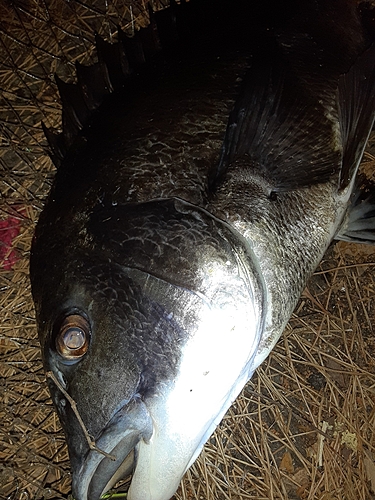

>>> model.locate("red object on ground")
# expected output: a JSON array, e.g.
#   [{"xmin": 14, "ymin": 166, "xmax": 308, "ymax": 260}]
[{"xmin": 0, "ymin": 211, "xmax": 23, "ymax": 270}]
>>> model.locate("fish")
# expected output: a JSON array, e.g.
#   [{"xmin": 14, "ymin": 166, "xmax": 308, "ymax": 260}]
[{"xmin": 29, "ymin": 1, "xmax": 375, "ymax": 499}]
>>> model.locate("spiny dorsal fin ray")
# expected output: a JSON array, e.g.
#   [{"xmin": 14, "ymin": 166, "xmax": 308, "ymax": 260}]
[
  {"xmin": 95, "ymin": 32, "xmax": 130, "ymax": 90},
  {"xmin": 55, "ymin": 75, "xmax": 90, "ymax": 135},
  {"xmin": 135, "ymin": 9, "xmax": 162, "ymax": 60},
  {"xmin": 42, "ymin": 122, "xmax": 67, "ymax": 165},
  {"xmin": 44, "ymin": 9, "xmax": 164, "ymax": 168},
  {"xmin": 75, "ymin": 60, "xmax": 113, "ymax": 111},
  {"xmin": 118, "ymin": 30, "xmax": 146, "ymax": 68}
]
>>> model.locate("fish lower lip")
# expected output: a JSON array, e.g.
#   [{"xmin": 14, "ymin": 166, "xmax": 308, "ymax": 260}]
[
  {"xmin": 72, "ymin": 398, "xmax": 153, "ymax": 500},
  {"xmin": 88, "ymin": 443, "xmax": 135, "ymax": 499},
  {"xmin": 73, "ymin": 436, "xmax": 139, "ymax": 500}
]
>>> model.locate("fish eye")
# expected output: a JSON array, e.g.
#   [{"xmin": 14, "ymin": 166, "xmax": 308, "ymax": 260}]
[{"xmin": 56, "ymin": 314, "xmax": 90, "ymax": 360}]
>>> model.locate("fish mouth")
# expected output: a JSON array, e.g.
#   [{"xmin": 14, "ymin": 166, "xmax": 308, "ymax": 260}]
[
  {"xmin": 72, "ymin": 398, "xmax": 153, "ymax": 500},
  {"xmin": 85, "ymin": 439, "xmax": 135, "ymax": 499}
]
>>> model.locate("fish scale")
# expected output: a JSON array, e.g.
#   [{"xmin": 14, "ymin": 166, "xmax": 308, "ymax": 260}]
[
  {"xmin": 30, "ymin": 1, "xmax": 375, "ymax": 499},
  {"xmin": 210, "ymin": 177, "xmax": 344, "ymax": 365}
]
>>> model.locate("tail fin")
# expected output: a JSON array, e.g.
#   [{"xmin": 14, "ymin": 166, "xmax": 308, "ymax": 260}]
[{"xmin": 336, "ymin": 174, "xmax": 375, "ymax": 244}]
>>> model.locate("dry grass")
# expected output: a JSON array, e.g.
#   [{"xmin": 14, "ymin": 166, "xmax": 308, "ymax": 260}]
[{"xmin": 1, "ymin": 1, "xmax": 375, "ymax": 500}]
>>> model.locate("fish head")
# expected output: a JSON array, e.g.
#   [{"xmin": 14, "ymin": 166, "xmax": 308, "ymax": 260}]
[{"xmin": 30, "ymin": 198, "xmax": 265, "ymax": 500}]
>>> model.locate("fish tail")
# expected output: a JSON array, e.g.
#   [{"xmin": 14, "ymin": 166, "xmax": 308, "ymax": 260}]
[{"xmin": 336, "ymin": 174, "xmax": 375, "ymax": 244}]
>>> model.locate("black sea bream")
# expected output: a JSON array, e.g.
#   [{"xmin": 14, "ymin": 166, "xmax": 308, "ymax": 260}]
[{"xmin": 30, "ymin": 1, "xmax": 375, "ymax": 499}]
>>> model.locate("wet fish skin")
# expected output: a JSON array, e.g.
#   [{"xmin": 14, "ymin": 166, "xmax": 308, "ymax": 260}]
[
  {"xmin": 32, "ymin": 74, "xmax": 266, "ymax": 494},
  {"xmin": 209, "ymin": 176, "xmax": 343, "ymax": 365},
  {"xmin": 34, "ymin": 198, "xmax": 265, "ymax": 500},
  {"xmin": 30, "ymin": 1, "xmax": 375, "ymax": 499}
]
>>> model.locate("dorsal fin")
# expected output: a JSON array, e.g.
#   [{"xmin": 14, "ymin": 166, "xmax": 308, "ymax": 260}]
[
  {"xmin": 75, "ymin": 60, "xmax": 113, "ymax": 111},
  {"xmin": 43, "ymin": 10, "xmax": 164, "ymax": 168},
  {"xmin": 95, "ymin": 32, "xmax": 130, "ymax": 89},
  {"xmin": 56, "ymin": 75, "xmax": 91, "ymax": 138},
  {"xmin": 212, "ymin": 45, "xmax": 342, "ymax": 192},
  {"xmin": 211, "ymin": 2, "xmax": 373, "ymax": 193}
]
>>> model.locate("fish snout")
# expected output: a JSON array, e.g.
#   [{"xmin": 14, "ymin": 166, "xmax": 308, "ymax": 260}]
[{"xmin": 72, "ymin": 397, "xmax": 153, "ymax": 500}]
